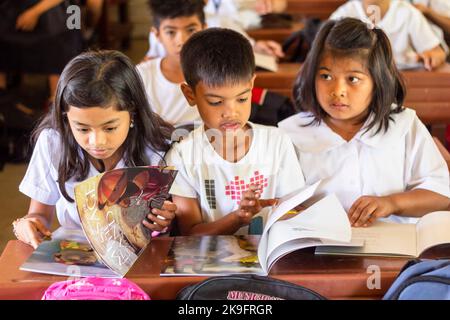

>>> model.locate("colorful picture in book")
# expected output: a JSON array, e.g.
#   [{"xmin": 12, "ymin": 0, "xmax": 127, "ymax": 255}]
[
  {"xmin": 162, "ymin": 235, "xmax": 264, "ymax": 275},
  {"xmin": 74, "ymin": 166, "xmax": 177, "ymax": 276}
]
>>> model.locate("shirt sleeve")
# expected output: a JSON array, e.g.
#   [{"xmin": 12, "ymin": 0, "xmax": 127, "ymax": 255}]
[
  {"xmin": 404, "ymin": 116, "xmax": 450, "ymax": 197},
  {"xmin": 275, "ymin": 133, "xmax": 306, "ymax": 198},
  {"xmin": 19, "ymin": 130, "xmax": 61, "ymax": 205},
  {"xmin": 409, "ymin": 7, "xmax": 442, "ymax": 53},
  {"xmin": 164, "ymin": 143, "xmax": 198, "ymax": 198}
]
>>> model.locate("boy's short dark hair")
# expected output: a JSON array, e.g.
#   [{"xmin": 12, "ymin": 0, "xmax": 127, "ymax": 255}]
[
  {"xmin": 181, "ymin": 28, "xmax": 255, "ymax": 88},
  {"xmin": 148, "ymin": 0, "xmax": 206, "ymax": 28}
]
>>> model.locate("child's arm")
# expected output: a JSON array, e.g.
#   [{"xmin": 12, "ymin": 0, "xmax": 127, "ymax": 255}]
[
  {"xmin": 415, "ymin": 4, "xmax": 450, "ymax": 34},
  {"xmin": 16, "ymin": 0, "xmax": 64, "ymax": 31},
  {"xmin": 13, "ymin": 199, "xmax": 54, "ymax": 249},
  {"xmin": 142, "ymin": 200, "xmax": 177, "ymax": 233},
  {"xmin": 349, "ymin": 190, "xmax": 450, "ymax": 227},
  {"xmin": 418, "ymin": 45, "xmax": 447, "ymax": 71},
  {"xmin": 173, "ymin": 185, "xmax": 277, "ymax": 235}
]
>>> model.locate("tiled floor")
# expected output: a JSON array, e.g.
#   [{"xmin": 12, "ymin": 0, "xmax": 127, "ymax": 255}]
[{"xmin": 0, "ymin": 39, "xmax": 148, "ymax": 253}]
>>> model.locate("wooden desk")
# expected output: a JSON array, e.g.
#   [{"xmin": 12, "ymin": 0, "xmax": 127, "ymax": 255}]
[
  {"xmin": 286, "ymin": 0, "xmax": 346, "ymax": 19},
  {"xmin": 247, "ymin": 22, "xmax": 304, "ymax": 43},
  {"xmin": 255, "ymin": 63, "xmax": 450, "ymax": 124},
  {"xmin": 0, "ymin": 239, "xmax": 409, "ymax": 300}
]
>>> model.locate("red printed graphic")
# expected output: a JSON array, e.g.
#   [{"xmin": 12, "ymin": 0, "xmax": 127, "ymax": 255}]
[{"xmin": 224, "ymin": 171, "xmax": 268, "ymax": 205}]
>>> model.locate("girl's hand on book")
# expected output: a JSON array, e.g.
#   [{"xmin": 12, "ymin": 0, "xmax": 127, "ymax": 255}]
[
  {"xmin": 12, "ymin": 215, "xmax": 51, "ymax": 249},
  {"xmin": 349, "ymin": 196, "xmax": 397, "ymax": 227},
  {"xmin": 143, "ymin": 200, "xmax": 177, "ymax": 232},
  {"xmin": 237, "ymin": 185, "xmax": 278, "ymax": 225}
]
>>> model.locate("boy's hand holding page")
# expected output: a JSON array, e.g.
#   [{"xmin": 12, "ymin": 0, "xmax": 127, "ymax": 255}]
[{"xmin": 237, "ymin": 184, "xmax": 278, "ymax": 225}]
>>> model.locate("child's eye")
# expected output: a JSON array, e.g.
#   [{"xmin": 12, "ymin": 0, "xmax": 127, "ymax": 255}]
[
  {"xmin": 76, "ymin": 128, "xmax": 89, "ymax": 133},
  {"xmin": 349, "ymin": 76, "xmax": 360, "ymax": 83},
  {"xmin": 238, "ymin": 97, "xmax": 248, "ymax": 103},
  {"xmin": 104, "ymin": 127, "xmax": 118, "ymax": 132},
  {"xmin": 207, "ymin": 100, "xmax": 222, "ymax": 106},
  {"xmin": 166, "ymin": 31, "xmax": 176, "ymax": 37},
  {"xmin": 187, "ymin": 28, "xmax": 197, "ymax": 34},
  {"xmin": 319, "ymin": 74, "xmax": 332, "ymax": 80}
]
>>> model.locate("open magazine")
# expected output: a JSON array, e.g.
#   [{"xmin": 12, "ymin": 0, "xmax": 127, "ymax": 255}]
[
  {"xmin": 20, "ymin": 166, "xmax": 177, "ymax": 278},
  {"xmin": 161, "ymin": 182, "xmax": 362, "ymax": 276},
  {"xmin": 316, "ymin": 211, "xmax": 450, "ymax": 258}
]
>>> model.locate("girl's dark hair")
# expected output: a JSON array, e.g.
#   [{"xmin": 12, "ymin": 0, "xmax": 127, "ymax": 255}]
[
  {"xmin": 32, "ymin": 50, "xmax": 174, "ymax": 202},
  {"xmin": 293, "ymin": 17, "xmax": 406, "ymax": 134}
]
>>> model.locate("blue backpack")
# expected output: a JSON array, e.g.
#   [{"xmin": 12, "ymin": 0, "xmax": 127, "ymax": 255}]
[{"xmin": 383, "ymin": 259, "xmax": 450, "ymax": 300}]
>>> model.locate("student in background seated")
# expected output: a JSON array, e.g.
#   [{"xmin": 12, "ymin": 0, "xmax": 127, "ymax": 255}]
[
  {"xmin": 13, "ymin": 51, "xmax": 177, "ymax": 249},
  {"xmin": 145, "ymin": 0, "xmax": 284, "ymax": 60},
  {"xmin": 166, "ymin": 28, "xmax": 305, "ymax": 236},
  {"xmin": 279, "ymin": 18, "xmax": 450, "ymax": 227},
  {"xmin": 412, "ymin": 0, "xmax": 450, "ymax": 51},
  {"xmin": 329, "ymin": 0, "xmax": 447, "ymax": 71},
  {"xmin": 137, "ymin": 0, "xmax": 205, "ymax": 129}
]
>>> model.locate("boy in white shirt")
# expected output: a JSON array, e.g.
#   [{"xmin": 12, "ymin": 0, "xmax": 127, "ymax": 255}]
[
  {"xmin": 166, "ymin": 28, "xmax": 305, "ymax": 235},
  {"xmin": 329, "ymin": 0, "xmax": 447, "ymax": 70},
  {"xmin": 137, "ymin": 0, "xmax": 205, "ymax": 129},
  {"xmin": 412, "ymin": 0, "xmax": 450, "ymax": 46}
]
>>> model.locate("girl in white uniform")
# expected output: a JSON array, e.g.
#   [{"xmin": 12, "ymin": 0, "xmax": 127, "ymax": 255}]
[
  {"xmin": 13, "ymin": 50, "xmax": 177, "ymax": 248},
  {"xmin": 279, "ymin": 18, "xmax": 450, "ymax": 227}
]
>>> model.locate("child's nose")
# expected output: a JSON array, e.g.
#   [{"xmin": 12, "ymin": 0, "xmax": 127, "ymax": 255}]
[
  {"xmin": 222, "ymin": 103, "xmax": 239, "ymax": 118},
  {"xmin": 331, "ymin": 80, "xmax": 347, "ymax": 97},
  {"xmin": 89, "ymin": 131, "xmax": 107, "ymax": 146}
]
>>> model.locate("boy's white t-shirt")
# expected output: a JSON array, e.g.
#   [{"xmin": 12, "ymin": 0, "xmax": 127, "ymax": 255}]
[
  {"xmin": 19, "ymin": 129, "xmax": 163, "ymax": 229},
  {"xmin": 136, "ymin": 58, "xmax": 201, "ymax": 128},
  {"xmin": 278, "ymin": 107, "xmax": 450, "ymax": 224},
  {"xmin": 165, "ymin": 122, "xmax": 306, "ymax": 234},
  {"xmin": 330, "ymin": 0, "xmax": 447, "ymax": 65}
]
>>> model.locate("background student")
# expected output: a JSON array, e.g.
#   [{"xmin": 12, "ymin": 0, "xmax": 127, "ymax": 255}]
[
  {"xmin": 136, "ymin": 0, "xmax": 205, "ymax": 129},
  {"xmin": 166, "ymin": 28, "xmax": 305, "ymax": 236},
  {"xmin": 329, "ymin": 0, "xmax": 447, "ymax": 70},
  {"xmin": 279, "ymin": 18, "xmax": 450, "ymax": 227},
  {"xmin": 13, "ymin": 50, "xmax": 177, "ymax": 248}
]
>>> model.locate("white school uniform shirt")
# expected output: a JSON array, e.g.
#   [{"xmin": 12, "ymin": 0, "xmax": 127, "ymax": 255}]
[
  {"xmin": 19, "ymin": 129, "xmax": 163, "ymax": 229},
  {"xmin": 278, "ymin": 107, "xmax": 450, "ymax": 224},
  {"xmin": 330, "ymin": 0, "xmax": 448, "ymax": 65},
  {"xmin": 136, "ymin": 58, "xmax": 201, "ymax": 128},
  {"xmin": 165, "ymin": 122, "xmax": 305, "ymax": 234}
]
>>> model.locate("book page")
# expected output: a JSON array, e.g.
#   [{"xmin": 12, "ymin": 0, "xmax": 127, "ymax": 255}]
[
  {"xmin": 263, "ymin": 193, "xmax": 352, "ymax": 272},
  {"xmin": 316, "ymin": 221, "xmax": 417, "ymax": 257},
  {"xmin": 416, "ymin": 211, "xmax": 450, "ymax": 256},
  {"xmin": 254, "ymin": 52, "xmax": 279, "ymax": 72},
  {"xmin": 258, "ymin": 182, "xmax": 320, "ymax": 272}
]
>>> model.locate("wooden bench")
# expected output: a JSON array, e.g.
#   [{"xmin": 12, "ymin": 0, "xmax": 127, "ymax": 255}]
[
  {"xmin": 285, "ymin": 0, "xmax": 346, "ymax": 19},
  {"xmin": 247, "ymin": 22, "xmax": 304, "ymax": 43},
  {"xmin": 255, "ymin": 63, "xmax": 450, "ymax": 125}
]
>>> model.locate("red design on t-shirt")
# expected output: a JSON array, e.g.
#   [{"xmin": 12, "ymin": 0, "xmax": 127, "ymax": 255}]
[{"xmin": 224, "ymin": 171, "xmax": 268, "ymax": 205}]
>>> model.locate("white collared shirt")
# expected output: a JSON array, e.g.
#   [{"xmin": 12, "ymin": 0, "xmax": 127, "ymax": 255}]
[
  {"xmin": 278, "ymin": 108, "xmax": 450, "ymax": 224},
  {"xmin": 330, "ymin": 0, "xmax": 448, "ymax": 65},
  {"xmin": 19, "ymin": 129, "xmax": 163, "ymax": 229},
  {"xmin": 165, "ymin": 122, "xmax": 305, "ymax": 234}
]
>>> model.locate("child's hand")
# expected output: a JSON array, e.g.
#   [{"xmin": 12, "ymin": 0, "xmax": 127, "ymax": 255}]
[
  {"xmin": 13, "ymin": 215, "xmax": 52, "ymax": 249},
  {"xmin": 16, "ymin": 9, "xmax": 41, "ymax": 31},
  {"xmin": 236, "ymin": 185, "xmax": 278, "ymax": 225},
  {"xmin": 254, "ymin": 40, "xmax": 285, "ymax": 58},
  {"xmin": 413, "ymin": 4, "xmax": 430, "ymax": 15},
  {"xmin": 142, "ymin": 200, "xmax": 177, "ymax": 232},
  {"xmin": 418, "ymin": 46, "xmax": 446, "ymax": 71},
  {"xmin": 348, "ymin": 196, "xmax": 397, "ymax": 227}
]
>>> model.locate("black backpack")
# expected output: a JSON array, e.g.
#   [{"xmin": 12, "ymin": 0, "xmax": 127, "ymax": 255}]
[
  {"xmin": 176, "ymin": 274, "xmax": 326, "ymax": 300},
  {"xmin": 282, "ymin": 18, "xmax": 322, "ymax": 63}
]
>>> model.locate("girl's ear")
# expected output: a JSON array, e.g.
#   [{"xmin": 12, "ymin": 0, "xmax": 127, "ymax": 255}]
[{"xmin": 180, "ymin": 83, "xmax": 197, "ymax": 106}]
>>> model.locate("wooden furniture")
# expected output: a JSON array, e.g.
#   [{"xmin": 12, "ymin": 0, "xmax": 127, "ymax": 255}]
[
  {"xmin": 99, "ymin": 0, "xmax": 132, "ymax": 50},
  {"xmin": 255, "ymin": 63, "xmax": 450, "ymax": 125},
  {"xmin": 247, "ymin": 22, "xmax": 304, "ymax": 43},
  {"xmin": 0, "ymin": 239, "xmax": 410, "ymax": 300},
  {"xmin": 285, "ymin": 0, "xmax": 346, "ymax": 19}
]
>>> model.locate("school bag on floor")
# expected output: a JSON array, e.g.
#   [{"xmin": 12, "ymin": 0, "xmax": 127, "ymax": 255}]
[
  {"xmin": 383, "ymin": 259, "xmax": 450, "ymax": 300},
  {"xmin": 42, "ymin": 277, "xmax": 150, "ymax": 300},
  {"xmin": 176, "ymin": 274, "xmax": 326, "ymax": 300}
]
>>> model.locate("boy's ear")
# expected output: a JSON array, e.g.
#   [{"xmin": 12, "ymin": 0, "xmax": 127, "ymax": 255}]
[
  {"xmin": 152, "ymin": 26, "xmax": 160, "ymax": 39},
  {"xmin": 180, "ymin": 83, "xmax": 197, "ymax": 106}
]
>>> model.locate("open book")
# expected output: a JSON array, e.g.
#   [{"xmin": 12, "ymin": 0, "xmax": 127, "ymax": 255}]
[
  {"xmin": 254, "ymin": 52, "xmax": 279, "ymax": 72},
  {"xmin": 316, "ymin": 211, "xmax": 450, "ymax": 258},
  {"xmin": 20, "ymin": 166, "xmax": 177, "ymax": 278},
  {"xmin": 161, "ymin": 182, "xmax": 362, "ymax": 276}
]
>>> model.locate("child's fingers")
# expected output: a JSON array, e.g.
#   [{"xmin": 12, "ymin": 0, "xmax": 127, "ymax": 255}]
[
  {"xmin": 29, "ymin": 218, "xmax": 51, "ymax": 237},
  {"xmin": 143, "ymin": 213, "xmax": 171, "ymax": 230},
  {"xmin": 258, "ymin": 199, "xmax": 278, "ymax": 208},
  {"xmin": 349, "ymin": 199, "xmax": 371, "ymax": 225},
  {"xmin": 353, "ymin": 202, "xmax": 377, "ymax": 227},
  {"xmin": 160, "ymin": 201, "xmax": 177, "ymax": 214}
]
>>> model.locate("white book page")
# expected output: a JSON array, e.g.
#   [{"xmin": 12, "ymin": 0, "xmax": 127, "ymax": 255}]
[
  {"xmin": 416, "ymin": 211, "xmax": 450, "ymax": 256},
  {"xmin": 257, "ymin": 182, "xmax": 320, "ymax": 272},
  {"xmin": 254, "ymin": 52, "xmax": 279, "ymax": 72}
]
